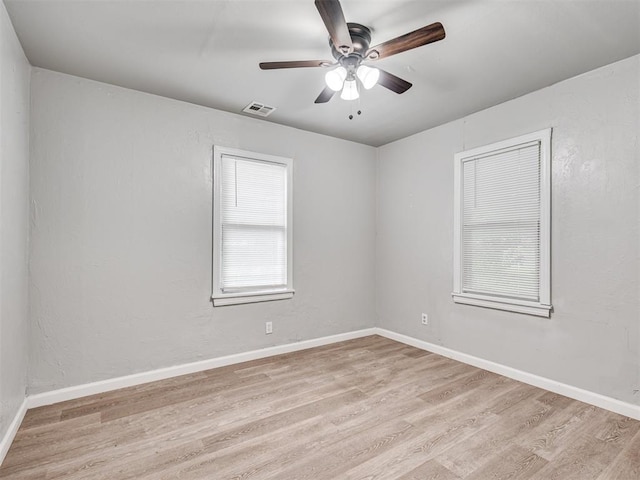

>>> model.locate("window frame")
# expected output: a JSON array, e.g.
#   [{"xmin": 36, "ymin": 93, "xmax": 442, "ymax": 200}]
[
  {"xmin": 452, "ymin": 129, "xmax": 552, "ymax": 317},
  {"xmin": 212, "ymin": 146, "xmax": 294, "ymax": 307}
]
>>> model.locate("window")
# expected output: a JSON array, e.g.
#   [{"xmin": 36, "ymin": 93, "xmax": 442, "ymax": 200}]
[
  {"xmin": 212, "ymin": 146, "xmax": 293, "ymax": 306},
  {"xmin": 452, "ymin": 129, "xmax": 551, "ymax": 317}
]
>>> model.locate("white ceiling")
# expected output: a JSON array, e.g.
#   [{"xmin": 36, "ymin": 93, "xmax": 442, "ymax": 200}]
[{"xmin": 5, "ymin": 0, "xmax": 640, "ymax": 147}]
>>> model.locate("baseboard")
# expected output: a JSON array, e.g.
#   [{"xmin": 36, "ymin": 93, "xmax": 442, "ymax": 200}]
[
  {"xmin": 0, "ymin": 397, "xmax": 28, "ymax": 466},
  {"xmin": 374, "ymin": 327, "xmax": 640, "ymax": 421},
  {"xmin": 8, "ymin": 324, "xmax": 638, "ymax": 464},
  {"xmin": 27, "ymin": 328, "xmax": 377, "ymax": 409}
]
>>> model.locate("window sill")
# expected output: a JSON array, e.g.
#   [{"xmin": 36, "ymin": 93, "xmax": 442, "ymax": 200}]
[
  {"xmin": 452, "ymin": 292, "xmax": 551, "ymax": 317},
  {"xmin": 212, "ymin": 289, "xmax": 295, "ymax": 307}
]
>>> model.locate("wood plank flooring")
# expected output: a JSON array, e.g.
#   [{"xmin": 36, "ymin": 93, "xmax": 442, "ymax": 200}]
[{"xmin": 1, "ymin": 335, "xmax": 639, "ymax": 479}]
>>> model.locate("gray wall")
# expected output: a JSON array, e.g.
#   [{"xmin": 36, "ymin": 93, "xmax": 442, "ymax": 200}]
[
  {"xmin": 0, "ymin": 1, "xmax": 30, "ymax": 439},
  {"xmin": 21, "ymin": 49, "xmax": 640, "ymax": 407},
  {"xmin": 376, "ymin": 55, "xmax": 640, "ymax": 405},
  {"xmin": 28, "ymin": 68, "xmax": 376, "ymax": 393}
]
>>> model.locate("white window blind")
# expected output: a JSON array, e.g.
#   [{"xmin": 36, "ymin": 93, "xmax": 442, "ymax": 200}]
[
  {"xmin": 453, "ymin": 129, "xmax": 551, "ymax": 317},
  {"xmin": 462, "ymin": 142, "xmax": 541, "ymax": 301},
  {"xmin": 220, "ymin": 156, "xmax": 288, "ymax": 291},
  {"xmin": 212, "ymin": 146, "xmax": 293, "ymax": 306}
]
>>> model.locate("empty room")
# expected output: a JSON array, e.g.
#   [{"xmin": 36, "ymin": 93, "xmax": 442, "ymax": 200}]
[{"xmin": 0, "ymin": 0, "xmax": 639, "ymax": 478}]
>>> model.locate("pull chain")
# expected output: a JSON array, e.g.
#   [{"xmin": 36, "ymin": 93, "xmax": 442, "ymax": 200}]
[{"xmin": 348, "ymin": 87, "xmax": 363, "ymax": 120}]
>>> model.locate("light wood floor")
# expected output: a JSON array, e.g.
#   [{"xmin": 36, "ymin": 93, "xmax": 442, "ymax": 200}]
[{"xmin": 1, "ymin": 335, "xmax": 639, "ymax": 479}]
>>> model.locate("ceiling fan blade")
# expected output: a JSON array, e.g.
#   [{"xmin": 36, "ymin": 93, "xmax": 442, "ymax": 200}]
[
  {"xmin": 366, "ymin": 22, "xmax": 445, "ymax": 60},
  {"xmin": 377, "ymin": 69, "xmax": 412, "ymax": 94},
  {"xmin": 315, "ymin": 0, "xmax": 353, "ymax": 54},
  {"xmin": 260, "ymin": 60, "xmax": 334, "ymax": 70},
  {"xmin": 314, "ymin": 86, "xmax": 337, "ymax": 104}
]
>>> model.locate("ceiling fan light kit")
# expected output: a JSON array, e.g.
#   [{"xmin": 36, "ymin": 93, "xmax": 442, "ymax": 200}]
[
  {"xmin": 327, "ymin": 64, "xmax": 379, "ymax": 101},
  {"xmin": 259, "ymin": 0, "xmax": 445, "ymax": 105}
]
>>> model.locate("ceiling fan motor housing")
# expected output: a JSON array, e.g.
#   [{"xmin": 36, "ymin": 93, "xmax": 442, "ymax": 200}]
[{"xmin": 331, "ymin": 23, "xmax": 372, "ymax": 69}]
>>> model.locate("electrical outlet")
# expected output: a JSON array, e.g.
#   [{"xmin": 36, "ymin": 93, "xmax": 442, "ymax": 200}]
[
  {"xmin": 265, "ymin": 321, "xmax": 273, "ymax": 334},
  {"xmin": 421, "ymin": 313, "xmax": 428, "ymax": 325}
]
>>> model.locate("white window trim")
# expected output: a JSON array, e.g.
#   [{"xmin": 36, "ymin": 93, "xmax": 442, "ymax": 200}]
[
  {"xmin": 212, "ymin": 146, "xmax": 294, "ymax": 307},
  {"xmin": 452, "ymin": 129, "xmax": 552, "ymax": 317}
]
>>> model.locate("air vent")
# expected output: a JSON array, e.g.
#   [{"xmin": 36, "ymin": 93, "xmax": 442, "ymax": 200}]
[{"xmin": 242, "ymin": 101, "xmax": 276, "ymax": 117}]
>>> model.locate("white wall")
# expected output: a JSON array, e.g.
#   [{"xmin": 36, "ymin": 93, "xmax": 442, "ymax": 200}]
[
  {"xmin": 28, "ymin": 69, "xmax": 376, "ymax": 393},
  {"xmin": 0, "ymin": 1, "xmax": 30, "ymax": 439},
  {"xmin": 377, "ymin": 54, "xmax": 640, "ymax": 404}
]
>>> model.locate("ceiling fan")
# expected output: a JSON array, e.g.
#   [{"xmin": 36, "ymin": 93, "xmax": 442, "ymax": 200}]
[{"xmin": 259, "ymin": 0, "xmax": 446, "ymax": 104}]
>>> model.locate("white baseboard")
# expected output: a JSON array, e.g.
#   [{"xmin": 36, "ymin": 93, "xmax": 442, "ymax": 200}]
[
  {"xmin": 4, "ymin": 325, "xmax": 637, "ymax": 468},
  {"xmin": 375, "ymin": 328, "xmax": 640, "ymax": 421},
  {"xmin": 27, "ymin": 328, "xmax": 377, "ymax": 409},
  {"xmin": 0, "ymin": 397, "xmax": 28, "ymax": 466}
]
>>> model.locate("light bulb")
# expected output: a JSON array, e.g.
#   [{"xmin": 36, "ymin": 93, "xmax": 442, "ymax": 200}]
[
  {"xmin": 356, "ymin": 65, "xmax": 380, "ymax": 89},
  {"xmin": 340, "ymin": 79, "xmax": 359, "ymax": 100},
  {"xmin": 325, "ymin": 66, "xmax": 347, "ymax": 91}
]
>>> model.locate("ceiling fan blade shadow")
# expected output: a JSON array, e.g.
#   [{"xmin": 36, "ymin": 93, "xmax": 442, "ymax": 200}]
[
  {"xmin": 260, "ymin": 60, "xmax": 335, "ymax": 70},
  {"xmin": 314, "ymin": 86, "xmax": 337, "ymax": 103},
  {"xmin": 377, "ymin": 69, "xmax": 412, "ymax": 94},
  {"xmin": 315, "ymin": 0, "xmax": 353, "ymax": 54},
  {"xmin": 366, "ymin": 22, "xmax": 445, "ymax": 60}
]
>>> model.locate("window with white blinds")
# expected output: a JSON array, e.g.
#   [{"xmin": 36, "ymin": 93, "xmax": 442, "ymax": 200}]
[
  {"xmin": 452, "ymin": 129, "xmax": 551, "ymax": 317},
  {"xmin": 212, "ymin": 147, "xmax": 293, "ymax": 306}
]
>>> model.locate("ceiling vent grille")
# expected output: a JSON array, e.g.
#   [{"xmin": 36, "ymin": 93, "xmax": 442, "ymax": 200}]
[{"xmin": 242, "ymin": 101, "xmax": 276, "ymax": 117}]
